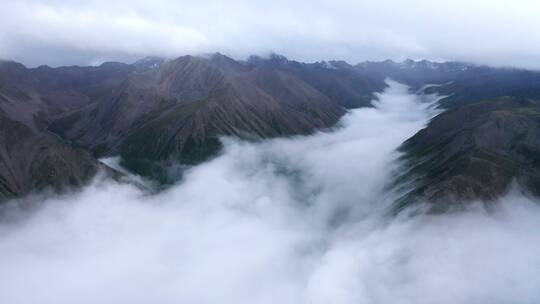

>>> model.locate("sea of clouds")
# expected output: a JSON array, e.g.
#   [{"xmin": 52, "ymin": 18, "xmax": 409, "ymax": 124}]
[{"xmin": 1, "ymin": 81, "xmax": 539, "ymax": 304}]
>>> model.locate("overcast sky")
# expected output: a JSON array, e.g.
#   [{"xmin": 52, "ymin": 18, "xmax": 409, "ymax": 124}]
[{"xmin": 1, "ymin": 0, "xmax": 540, "ymax": 68}]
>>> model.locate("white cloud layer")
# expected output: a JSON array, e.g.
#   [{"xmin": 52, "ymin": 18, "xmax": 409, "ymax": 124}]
[
  {"xmin": 1, "ymin": 0, "xmax": 540, "ymax": 68},
  {"xmin": 1, "ymin": 82, "xmax": 540, "ymax": 303}
]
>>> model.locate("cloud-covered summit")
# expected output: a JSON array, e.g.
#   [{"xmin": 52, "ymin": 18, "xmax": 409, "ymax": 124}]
[{"xmin": 1, "ymin": 0, "xmax": 540, "ymax": 68}]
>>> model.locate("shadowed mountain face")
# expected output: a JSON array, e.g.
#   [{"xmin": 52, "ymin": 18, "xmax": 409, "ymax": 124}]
[
  {"xmin": 0, "ymin": 60, "xmax": 135, "ymax": 202},
  {"xmin": 0, "ymin": 54, "xmax": 364, "ymax": 190},
  {"xmin": 0, "ymin": 60, "xmax": 137, "ymax": 125},
  {"xmin": 0, "ymin": 108, "xmax": 105, "ymax": 202},
  {"xmin": 2, "ymin": 54, "xmax": 540, "ymax": 202},
  {"xmin": 393, "ymin": 96, "xmax": 540, "ymax": 212},
  {"xmin": 48, "ymin": 55, "xmax": 349, "ymax": 180},
  {"xmin": 427, "ymin": 68, "xmax": 540, "ymax": 109},
  {"xmin": 248, "ymin": 54, "xmax": 386, "ymax": 108},
  {"xmin": 355, "ymin": 60, "xmax": 540, "ymax": 109}
]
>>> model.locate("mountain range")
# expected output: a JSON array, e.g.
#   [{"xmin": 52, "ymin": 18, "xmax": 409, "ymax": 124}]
[{"xmin": 1, "ymin": 53, "xmax": 540, "ymax": 209}]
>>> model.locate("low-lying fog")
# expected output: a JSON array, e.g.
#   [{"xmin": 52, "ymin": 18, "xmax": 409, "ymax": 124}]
[{"xmin": 1, "ymin": 81, "xmax": 539, "ymax": 304}]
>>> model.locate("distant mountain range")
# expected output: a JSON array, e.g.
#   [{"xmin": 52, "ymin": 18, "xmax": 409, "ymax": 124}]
[{"xmin": 1, "ymin": 53, "xmax": 540, "ymax": 208}]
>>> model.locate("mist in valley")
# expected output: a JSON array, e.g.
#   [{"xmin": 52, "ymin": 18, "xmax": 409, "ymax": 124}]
[{"xmin": 1, "ymin": 81, "xmax": 539, "ymax": 304}]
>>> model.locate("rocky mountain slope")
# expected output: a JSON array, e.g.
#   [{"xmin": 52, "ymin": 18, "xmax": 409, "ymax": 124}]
[
  {"xmin": 248, "ymin": 54, "xmax": 386, "ymax": 108},
  {"xmin": 2, "ymin": 54, "xmax": 540, "ymax": 201},
  {"xmin": 0, "ymin": 60, "xmax": 147, "ymax": 201},
  {"xmin": 0, "ymin": 54, "xmax": 370, "ymax": 193},
  {"xmin": 393, "ymin": 96, "xmax": 540, "ymax": 212},
  {"xmin": 0, "ymin": 108, "xmax": 107, "ymax": 202},
  {"xmin": 48, "ymin": 54, "xmax": 351, "ymax": 179},
  {"xmin": 355, "ymin": 59, "xmax": 540, "ymax": 109}
]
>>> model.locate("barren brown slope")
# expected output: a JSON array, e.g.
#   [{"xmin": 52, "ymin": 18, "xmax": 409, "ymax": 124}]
[
  {"xmin": 0, "ymin": 108, "xmax": 107, "ymax": 203},
  {"xmin": 0, "ymin": 61, "xmax": 127, "ymax": 202},
  {"xmin": 49, "ymin": 55, "xmax": 345, "ymax": 179},
  {"xmin": 393, "ymin": 96, "xmax": 540, "ymax": 212},
  {"xmin": 0, "ymin": 60, "xmax": 138, "ymax": 126}
]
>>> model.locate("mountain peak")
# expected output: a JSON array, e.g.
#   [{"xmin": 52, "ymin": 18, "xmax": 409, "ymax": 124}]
[
  {"xmin": 132, "ymin": 56, "xmax": 165, "ymax": 71},
  {"xmin": 247, "ymin": 53, "xmax": 289, "ymax": 65},
  {"xmin": 269, "ymin": 53, "xmax": 288, "ymax": 62}
]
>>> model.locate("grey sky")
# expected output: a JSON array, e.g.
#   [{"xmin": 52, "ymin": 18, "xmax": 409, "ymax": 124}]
[{"xmin": 1, "ymin": 0, "xmax": 540, "ymax": 68}]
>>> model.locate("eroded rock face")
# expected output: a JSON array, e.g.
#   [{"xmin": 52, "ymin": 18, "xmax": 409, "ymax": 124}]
[
  {"xmin": 0, "ymin": 60, "xmax": 133, "ymax": 202},
  {"xmin": 0, "ymin": 109, "xmax": 105, "ymax": 203},
  {"xmin": 3, "ymin": 54, "xmax": 540, "ymax": 200},
  {"xmin": 48, "ymin": 55, "xmax": 348, "ymax": 180},
  {"xmin": 393, "ymin": 96, "xmax": 540, "ymax": 211},
  {"xmin": 0, "ymin": 54, "xmax": 354, "ymax": 194}
]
